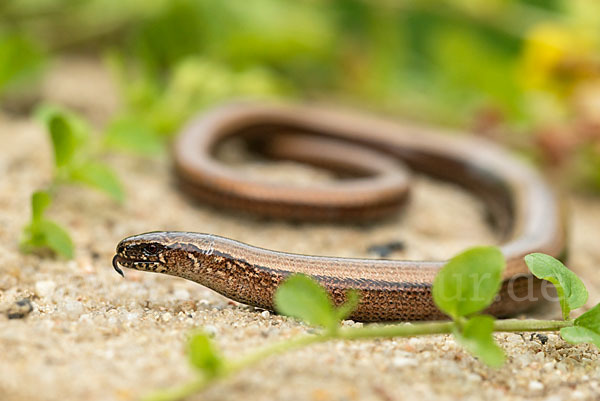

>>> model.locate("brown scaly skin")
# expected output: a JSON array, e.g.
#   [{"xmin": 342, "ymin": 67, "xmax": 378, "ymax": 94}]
[
  {"xmin": 114, "ymin": 231, "xmax": 551, "ymax": 322},
  {"xmin": 113, "ymin": 103, "xmax": 567, "ymax": 322}
]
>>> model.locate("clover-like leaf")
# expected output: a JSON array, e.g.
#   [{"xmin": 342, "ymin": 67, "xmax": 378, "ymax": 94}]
[
  {"xmin": 560, "ymin": 303, "xmax": 600, "ymax": 348},
  {"xmin": 21, "ymin": 219, "xmax": 74, "ymax": 259},
  {"xmin": 525, "ymin": 253, "xmax": 588, "ymax": 320},
  {"xmin": 188, "ymin": 332, "xmax": 223, "ymax": 378},
  {"xmin": 70, "ymin": 161, "xmax": 125, "ymax": 203},
  {"xmin": 38, "ymin": 220, "xmax": 74, "ymax": 259},
  {"xmin": 433, "ymin": 246, "xmax": 505, "ymax": 319},
  {"xmin": 37, "ymin": 105, "xmax": 92, "ymax": 173},
  {"xmin": 275, "ymin": 274, "xmax": 338, "ymax": 331},
  {"xmin": 47, "ymin": 113, "xmax": 79, "ymax": 168},
  {"xmin": 454, "ymin": 315, "xmax": 505, "ymax": 368}
]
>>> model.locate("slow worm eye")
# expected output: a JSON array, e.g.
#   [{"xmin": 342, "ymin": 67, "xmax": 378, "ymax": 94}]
[{"xmin": 143, "ymin": 243, "xmax": 159, "ymax": 256}]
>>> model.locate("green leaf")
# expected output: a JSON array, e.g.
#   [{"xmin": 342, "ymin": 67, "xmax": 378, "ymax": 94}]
[
  {"xmin": 454, "ymin": 315, "xmax": 505, "ymax": 368},
  {"xmin": 39, "ymin": 220, "xmax": 74, "ymax": 259},
  {"xmin": 188, "ymin": 332, "xmax": 223, "ymax": 377},
  {"xmin": 0, "ymin": 34, "xmax": 43, "ymax": 94},
  {"xmin": 525, "ymin": 253, "xmax": 588, "ymax": 320},
  {"xmin": 21, "ymin": 223, "xmax": 45, "ymax": 250},
  {"xmin": 433, "ymin": 247, "xmax": 505, "ymax": 320},
  {"xmin": 31, "ymin": 190, "xmax": 51, "ymax": 222},
  {"xmin": 21, "ymin": 217, "xmax": 74, "ymax": 259},
  {"xmin": 70, "ymin": 162, "xmax": 125, "ymax": 203},
  {"xmin": 47, "ymin": 113, "xmax": 78, "ymax": 168},
  {"xmin": 560, "ymin": 327, "xmax": 600, "ymax": 348},
  {"xmin": 335, "ymin": 290, "xmax": 360, "ymax": 322},
  {"xmin": 560, "ymin": 303, "xmax": 600, "ymax": 348},
  {"xmin": 274, "ymin": 274, "xmax": 338, "ymax": 330},
  {"xmin": 103, "ymin": 116, "xmax": 164, "ymax": 155}
]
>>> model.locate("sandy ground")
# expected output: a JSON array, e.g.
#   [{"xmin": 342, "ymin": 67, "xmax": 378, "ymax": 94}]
[{"xmin": 1, "ymin": 59, "xmax": 600, "ymax": 401}]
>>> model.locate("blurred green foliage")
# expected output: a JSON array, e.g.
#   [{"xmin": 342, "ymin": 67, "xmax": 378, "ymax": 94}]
[
  {"xmin": 0, "ymin": 33, "xmax": 43, "ymax": 95},
  {"xmin": 36, "ymin": 105, "xmax": 124, "ymax": 202},
  {"xmin": 21, "ymin": 190, "xmax": 74, "ymax": 258},
  {"xmin": 3, "ymin": 0, "xmax": 600, "ymax": 186},
  {"xmin": 21, "ymin": 107, "xmax": 123, "ymax": 258}
]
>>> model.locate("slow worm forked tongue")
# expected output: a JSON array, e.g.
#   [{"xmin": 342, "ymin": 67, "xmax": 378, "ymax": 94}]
[{"xmin": 112, "ymin": 255, "xmax": 125, "ymax": 277}]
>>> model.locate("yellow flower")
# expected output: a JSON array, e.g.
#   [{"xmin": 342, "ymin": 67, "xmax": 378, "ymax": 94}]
[{"xmin": 520, "ymin": 23, "xmax": 596, "ymax": 94}]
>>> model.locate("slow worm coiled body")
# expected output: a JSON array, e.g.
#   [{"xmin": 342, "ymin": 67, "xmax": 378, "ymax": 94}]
[{"xmin": 113, "ymin": 103, "xmax": 566, "ymax": 321}]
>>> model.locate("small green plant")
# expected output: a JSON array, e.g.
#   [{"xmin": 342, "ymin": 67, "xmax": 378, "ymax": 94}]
[
  {"xmin": 143, "ymin": 248, "xmax": 597, "ymax": 401},
  {"xmin": 21, "ymin": 190, "xmax": 75, "ymax": 258},
  {"xmin": 525, "ymin": 253, "xmax": 588, "ymax": 320},
  {"xmin": 432, "ymin": 246, "xmax": 506, "ymax": 366},
  {"xmin": 20, "ymin": 107, "xmax": 124, "ymax": 258}
]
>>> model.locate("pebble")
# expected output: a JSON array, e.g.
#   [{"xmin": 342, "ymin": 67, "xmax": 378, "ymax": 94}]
[
  {"xmin": 35, "ymin": 280, "xmax": 56, "ymax": 298},
  {"xmin": 515, "ymin": 354, "xmax": 534, "ymax": 366},
  {"xmin": 204, "ymin": 325, "xmax": 218, "ymax": 337},
  {"xmin": 506, "ymin": 334, "xmax": 522, "ymax": 344},
  {"xmin": 572, "ymin": 390, "xmax": 585, "ymax": 399},
  {"xmin": 6, "ymin": 298, "xmax": 33, "ymax": 319},
  {"xmin": 556, "ymin": 361, "xmax": 570, "ymax": 372},
  {"xmin": 531, "ymin": 333, "xmax": 549, "ymax": 345},
  {"xmin": 528, "ymin": 381, "xmax": 544, "ymax": 391},
  {"xmin": 260, "ymin": 310, "xmax": 270, "ymax": 318},
  {"xmin": 173, "ymin": 288, "xmax": 190, "ymax": 301},
  {"xmin": 79, "ymin": 314, "xmax": 92, "ymax": 323},
  {"xmin": 367, "ymin": 241, "xmax": 405, "ymax": 257},
  {"xmin": 392, "ymin": 357, "xmax": 418, "ymax": 368},
  {"xmin": 63, "ymin": 300, "xmax": 84, "ymax": 318},
  {"xmin": 466, "ymin": 373, "xmax": 482, "ymax": 383}
]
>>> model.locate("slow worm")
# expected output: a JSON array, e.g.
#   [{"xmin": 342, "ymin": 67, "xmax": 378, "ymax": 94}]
[{"xmin": 113, "ymin": 103, "xmax": 566, "ymax": 321}]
